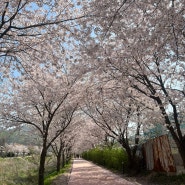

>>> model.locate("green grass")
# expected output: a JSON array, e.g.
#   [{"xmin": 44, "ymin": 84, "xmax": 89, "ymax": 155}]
[
  {"xmin": 0, "ymin": 156, "xmax": 38, "ymax": 185},
  {"xmin": 44, "ymin": 162, "xmax": 72, "ymax": 185},
  {"xmin": 0, "ymin": 155, "xmax": 59, "ymax": 185}
]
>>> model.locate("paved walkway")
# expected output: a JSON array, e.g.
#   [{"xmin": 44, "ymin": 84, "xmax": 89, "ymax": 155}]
[{"xmin": 68, "ymin": 159, "xmax": 141, "ymax": 185}]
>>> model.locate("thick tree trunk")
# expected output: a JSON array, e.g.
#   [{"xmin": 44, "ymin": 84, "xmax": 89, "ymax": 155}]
[
  {"xmin": 172, "ymin": 136, "xmax": 185, "ymax": 169},
  {"xmin": 179, "ymin": 144, "xmax": 185, "ymax": 169},
  {"xmin": 127, "ymin": 149, "xmax": 136, "ymax": 169},
  {"xmin": 38, "ymin": 146, "xmax": 47, "ymax": 185},
  {"xmin": 121, "ymin": 144, "xmax": 136, "ymax": 170}
]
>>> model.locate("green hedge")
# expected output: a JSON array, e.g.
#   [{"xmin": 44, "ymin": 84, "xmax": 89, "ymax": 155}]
[{"xmin": 82, "ymin": 147, "xmax": 128, "ymax": 171}]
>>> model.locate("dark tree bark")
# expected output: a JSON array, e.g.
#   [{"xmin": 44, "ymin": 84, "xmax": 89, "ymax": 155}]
[
  {"xmin": 62, "ymin": 152, "xmax": 65, "ymax": 168},
  {"xmin": 56, "ymin": 154, "xmax": 62, "ymax": 172},
  {"xmin": 56, "ymin": 143, "xmax": 63, "ymax": 172},
  {"xmin": 38, "ymin": 142, "xmax": 47, "ymax": 185}
]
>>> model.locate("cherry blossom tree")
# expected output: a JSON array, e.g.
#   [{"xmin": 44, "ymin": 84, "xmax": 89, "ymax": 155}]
[
  {"xmin": 71, "ymin": 114, "xmax": 106, "ymax": 155},
  {"xmin": 1, "ymin": 0, "xmax": 184, "ymax": 177},
  {"xmin": 0, "ymin": 0, "xmax": 90, "ymax": 103},
  {"xmin": 80, "ymin": 0, "xmax": 185, "ymax": 168},
  {"xmin": 0, "ymin": 1, "xmax": 91, "ymax": 180},
  {"xmin": 4, "ymin": 143, "xmax": 29, "ymax": 156},
  {"xmin": 51, "ymin": 118, "xmax": 80, "ymax": 172},
  {"xmin": 73, "ymin": 130, "xmax": 105, "ymax": 155},
  {"xmin": 81, "ymin": 78, "xmax": 154, "ymax": 169},
  {"xmin": 0, "ymin": 0, "xmax": 86, "ymax": 60},
  {"xmin": 0, "ymin": 57, "xmax": 81, "ymax": 185}
]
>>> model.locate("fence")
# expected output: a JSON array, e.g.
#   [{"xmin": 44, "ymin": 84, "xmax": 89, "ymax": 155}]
[{"xmin": 143, "ymin": 135, "xmax": 176, "ymax": 172}]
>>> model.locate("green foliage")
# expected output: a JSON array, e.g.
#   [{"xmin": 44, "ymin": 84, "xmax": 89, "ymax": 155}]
[{"xmin": 82, "ymin": 147, "xmax": 128, "ymax": 172}]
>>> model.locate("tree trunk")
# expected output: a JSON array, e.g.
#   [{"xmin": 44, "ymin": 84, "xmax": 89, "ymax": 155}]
[
  {"xmin": 179, "ymin": 143, "xmax": 185, "ymax": 169},
  {"xmin": 172, "ymin": 136, "xmax": 185, "ymax": 169},
  {"xmin": 38, "ymin": 146, "xmax": 47, "ymax": 185},
  {"xmin": 126, "ymin": 149, "xmax": 135, "ymax": 169},
  {"xmin": 121, "ymin": 144, "xmax": 136, "ymax": 170},
  {"xmin": 56, "ymin": 143, "xmax": 63, "ymax": 172},
  {"xmin": 62, "ymin": 152, "xmax": 65, "ymax": 168},
  {"xmin": 56, "ymin": 155, "xmax": 61, "ymax": 172}
]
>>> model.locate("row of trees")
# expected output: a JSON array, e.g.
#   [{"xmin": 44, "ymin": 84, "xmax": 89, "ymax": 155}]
[
  {"xmin": 0, "ymin": 63, "xmax": 82, "ymax": 184},
  {"xmin": 0, "ymin": 1, "xmax": 185, "ymax": 184},
  {"xmin": 0, "ymin": 1, "xmax": 88, "ymax": 185},
  {"xmin": 78, "ymin": 0, "xmax": 185, "ymax": 169}
]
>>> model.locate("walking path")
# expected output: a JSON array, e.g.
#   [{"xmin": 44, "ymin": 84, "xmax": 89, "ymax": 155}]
[{"xmin": 68, "ymin": 159, "xmax": 141, "ymax": 185}]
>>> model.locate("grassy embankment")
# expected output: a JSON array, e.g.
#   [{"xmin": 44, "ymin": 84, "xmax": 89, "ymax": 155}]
[
  {"xmin": 44, "ymin": 162, "xmax": 72, "ymax": 185},
  {"xmin": 0, "ymin": 156, "xmax": 71, "ymax": 185},
  {"xmin": 0, "ymin": 156, "xmax": 38, "ymax": 185}
]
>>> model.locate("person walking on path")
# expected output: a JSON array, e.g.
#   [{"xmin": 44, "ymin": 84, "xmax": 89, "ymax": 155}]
[{"xmin": 68, "ymin": 159, "xmax": 141, "ymax": 185}]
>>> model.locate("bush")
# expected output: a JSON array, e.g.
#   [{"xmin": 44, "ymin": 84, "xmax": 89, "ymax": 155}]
[
  {"xmin": 82, "ymin": 147, "xmax": 128, "ymax": 172},
  {"xmin": 6, "ymin": 152, "xmax": 15, "ymax": 157}
]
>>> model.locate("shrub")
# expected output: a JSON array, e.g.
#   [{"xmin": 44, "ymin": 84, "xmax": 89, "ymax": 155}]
[
  {"xmin": 6, "ymin": 152, "xmax": 15, "ymax": 157},
  {"xmin": 82, "ymin": 147, "xmax": 128, "ymax": 172}
]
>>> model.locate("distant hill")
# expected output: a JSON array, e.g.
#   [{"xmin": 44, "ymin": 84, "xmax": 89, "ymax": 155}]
[{"xmin": 0, "ymin": 126, "xmax": 41, "ymax": 146}]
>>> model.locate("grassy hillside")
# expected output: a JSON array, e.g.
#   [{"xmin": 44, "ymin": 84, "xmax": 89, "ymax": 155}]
[{"xmin": 0, "ymin": 126, "xmax": 40, "ymax": 146}]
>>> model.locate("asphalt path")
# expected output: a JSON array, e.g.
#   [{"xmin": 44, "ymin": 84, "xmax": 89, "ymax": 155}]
[{"xmin": 68, "ymin": 159, "xmax": 141, "ymax": 185}]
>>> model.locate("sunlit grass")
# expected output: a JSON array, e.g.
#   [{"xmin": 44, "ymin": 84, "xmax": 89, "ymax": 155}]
[
  {"xmin": 0, "ymin": 156, "xmax": 38, "ymax": 185},
  {"xmin": 0, "ymin": 155, "xmax": 58, "ymax": 185}
]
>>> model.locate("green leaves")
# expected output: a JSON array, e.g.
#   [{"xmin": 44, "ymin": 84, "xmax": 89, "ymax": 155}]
[{"xmin": 82, "ymin": 147, "xmax": 128, "ymax": 171}]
